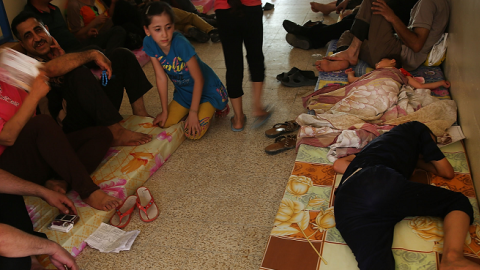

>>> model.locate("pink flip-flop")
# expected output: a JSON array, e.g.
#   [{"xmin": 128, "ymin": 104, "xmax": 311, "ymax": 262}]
[
  {"xmin": 110, "ymin": 195, "xmax": 137, "ymax": 228},
  {"xmin": 136, "ymin": 187, "xmax": 159, "ymax": 222}
]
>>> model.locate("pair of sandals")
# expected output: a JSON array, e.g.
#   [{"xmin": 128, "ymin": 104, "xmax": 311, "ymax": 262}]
[
  {"xmin": 110, "ymin": 187, "xmax": 159, "ymax": 229},
  {"xmin": 277, "ymin": 67, "xmax": 318, "ymax": 87},
  {"xmin": 264, "ymin": 120, "xmax": 299, "ymax": 155}
]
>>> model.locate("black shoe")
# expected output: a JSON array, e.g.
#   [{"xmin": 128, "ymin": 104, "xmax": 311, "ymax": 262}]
[
  {"xmin": 283, "ymin": 20, "xmax": 309, "ymax": 36},
  {"xmin": 187, "ymin": 27, "xmax": 210, "ymax": 43},
  {"xmin": 263, "ymin": 2, "xmax": 274, "ymax": 10},
  {"xmin": 286, "ymin": 33, "xmax": 312, "ymax": 50},
  {"xmin": 209, "ymin": 29, "xmax": 221, "ymax": 43}
]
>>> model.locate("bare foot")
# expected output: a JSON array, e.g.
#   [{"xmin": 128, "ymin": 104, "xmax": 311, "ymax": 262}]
[
  {"xmin": 45, "ymin": 180, "xmax": 68, "ymax": 194},
  {"xmin": 231, "ymin": 114, "xmax": 246, "ymax": 130},
  {"xmin": 315, "ymin": 59, "xmax": 350, "ymax": 72},
  {"xmin": 310, "ymin": 2, "xmax": 335, "ymax": 15},
  {"xmin": 440, "ymin": 255, "xmax": 480, "ymax": 270},
  {"xmin": 325, "ymin": 49, "xmax": 359, "ymax": 66},
  {"xmin": 108, "ymin": 123, "xmax": 152, "ymax": 146},
  {"xmin": 83, "ymin": 189, "xmax": 122, "ymax": 211},
  {"xmin": 31, "ymin": 256, "xmax": 45, "ymax": 270}
]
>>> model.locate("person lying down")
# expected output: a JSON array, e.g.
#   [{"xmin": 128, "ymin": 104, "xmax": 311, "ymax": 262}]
[
  {"xmin": 304, "ymin": 55, "xmax": 450, "ymax": 122},
  {"xmin": 333, "ymin": 121, "xmax": 479, "ymax": 270}
]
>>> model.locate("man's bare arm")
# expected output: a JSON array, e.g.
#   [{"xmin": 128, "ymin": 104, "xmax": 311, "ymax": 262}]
[
  {"xmin": 43, "ymin": 49, "xmax": 112, "ymax": 78},
  {"xmin": 0, "ymin": 169, "xmax": 76, "ymax": 214},
  {"xmin": 0, "ymin": 224, "xmax": 78, "ymax": 270},
  {"xmin": 372, "ymin": 0, "xmax": 430, "ymax": 53}
]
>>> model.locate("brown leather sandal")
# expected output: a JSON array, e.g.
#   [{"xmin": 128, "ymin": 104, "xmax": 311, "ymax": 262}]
[
  {"xmin": 265, "ymin": 135, "xmax": 297, "ymax": 155},
  {"xmin": 264, "ymin": 120, "xmax": 299, "ymax": 138}
]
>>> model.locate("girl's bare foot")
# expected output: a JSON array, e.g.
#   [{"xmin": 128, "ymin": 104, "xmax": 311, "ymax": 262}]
[
  {"xmin": 108, "ymin": 123, "xmax": 152, "ymax": 146},
  {"xmin": 31, "ymin": 256, "xmax": 45, "ymax": 270},
  {"xmin": 45, "ymin": 180, "xmax": 68, "ymax": 194},
  {"xmin": 84, "ymin": 189, "xmax": 122, "ymax": 211},
  {"xmin": 231, "ymin": 114, "xmax": 246, "ymax": 130}
]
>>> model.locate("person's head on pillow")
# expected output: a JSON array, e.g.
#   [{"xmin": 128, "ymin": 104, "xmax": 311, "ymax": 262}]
[{"xmin": 11, "ymin": 12, "xmax": 55, "ymax": 60}]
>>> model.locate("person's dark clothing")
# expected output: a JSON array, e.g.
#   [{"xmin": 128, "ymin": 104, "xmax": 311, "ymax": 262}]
[
  {"xmin": 335, "ymin": 121, "xmax": 474, "ymax": 270},
  {"xmin": 24, "ymin": 3, "xmax": 79, "ymax": 52},
  {"xmin": 47, "ymin": 48, "xmax": 152, "ymax": 133},
  {"xmin": 0, "ymin": 115, "xmax": 112, "ymax": 198},
  {"xmin": 341, "ymin": 121, "xmax": 444, "ymax": 183},
  {"xmin": 215, "ymin": 5, "xmax": 265, "ymax": 99},
  {"xmin": 24, "ymin": 3, "xmax": 126, "ymax": 54},
  {"xmin": 309, "ymin": 14, "xmax": 355, "ymax": 48},
  {"xmin": 0, "ymin": 193, "xmax": 48, "ymax": 270}
]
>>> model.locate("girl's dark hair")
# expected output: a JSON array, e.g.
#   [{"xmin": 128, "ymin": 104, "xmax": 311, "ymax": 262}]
[
  {"xmin": 142, "ymin": 1, "xmax": 176, "ymax": 27},
  {"xmin": 228, "ymin": 0, "xmax": 245, "ymax": 16},
  {"xmin": 384, "ymin": 54, "xmax": 403, "ymax": 69}
]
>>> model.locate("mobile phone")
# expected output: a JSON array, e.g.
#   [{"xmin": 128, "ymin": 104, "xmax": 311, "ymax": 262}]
[{"xmin": 48, "ymin": 214, "xmax": 80, "ymax": 233}]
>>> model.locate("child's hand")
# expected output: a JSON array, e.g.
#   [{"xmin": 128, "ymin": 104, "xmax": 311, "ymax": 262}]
[
  {"xmin": 185, "ymin": 113, "xmax": 201, "ymax": 138},
  {"xmin": 345, "ymin": 68, "xmax": 354, "ymax": 75},
  {"xmin": 154, "ymin": 111, "xmax": 168, "ymax": 127},
  {"xmin": 442, "ymin": 80, "xmax": 451, "ymax": 88}
]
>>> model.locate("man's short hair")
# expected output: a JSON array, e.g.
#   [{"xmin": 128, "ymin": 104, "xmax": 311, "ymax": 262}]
[{"xmin": 11, "ymin": 12, "xmax": 43, "ymax": 40}]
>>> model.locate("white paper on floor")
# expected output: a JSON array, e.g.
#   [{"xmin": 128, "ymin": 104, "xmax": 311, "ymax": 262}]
[{"xmin": 84, "ymin": 223, "xmax": 140, "ymax": 253}]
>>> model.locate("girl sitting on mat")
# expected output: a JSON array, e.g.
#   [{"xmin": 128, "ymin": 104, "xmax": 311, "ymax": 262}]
[{"xmin": 142, "ymin": 1, "xmax": 229, "ymax": 140}]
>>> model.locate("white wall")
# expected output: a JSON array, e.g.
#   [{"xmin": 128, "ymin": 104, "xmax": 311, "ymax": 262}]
[
  {"xmin": 443, "ymin": 0, "xmax": 480, "ymax": 198},
  {"xmin": 4, "ymin": 0, "xmax": 68, "ymax": 26}
]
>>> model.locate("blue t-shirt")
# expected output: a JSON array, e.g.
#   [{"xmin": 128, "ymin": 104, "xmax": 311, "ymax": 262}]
[{"xmin": 143, "ymin": 32, "xmax": 228, "ymax": 110}]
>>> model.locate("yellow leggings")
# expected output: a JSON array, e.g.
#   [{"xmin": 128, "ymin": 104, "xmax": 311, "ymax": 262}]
[{"xmin": 163, "ymin": 100, "xmax": 216, "ymax": 140}]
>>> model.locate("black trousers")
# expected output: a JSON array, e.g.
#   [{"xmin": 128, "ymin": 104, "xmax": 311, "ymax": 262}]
[
  {"xmin": 50, "ymin": 48, "xmax": 152, "ymax": 133},
  {"xmin": 216, "ymin": 5, "xmax": 265, "ymax": 99},
  {"xmin": 335, "ymin": 165, "xmax": 473, "ymax": 270},
  {"xmin": 0, "ymin": 115, "xmax": 113, "ymax": 198},
  {"xmin": 308, "ymin": 14, "xmax": 356, "ymax": 48},
  {"xmin": 0, "ymin": 193, "xmax": 48, "ymax": 270}
]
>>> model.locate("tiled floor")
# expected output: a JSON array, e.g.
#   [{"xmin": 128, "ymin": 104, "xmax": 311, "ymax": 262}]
[{"xmin": 76, "ymin": 0, "xmax": 337, "ymax": 269}]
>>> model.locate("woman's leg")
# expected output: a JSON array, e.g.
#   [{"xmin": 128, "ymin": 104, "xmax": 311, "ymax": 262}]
[
  {"xmin": 243, "ymin": 6, "xmax": 268, "ymax": 117},
  {"xmin": 163, "ymin": 100, "xmax": 190, "ymax": 128},
  {"xmin": 0, "ymin": 115, "xmax": 120, "ymax": 210},
  {"xmin": 216, "ymin": 8, "xmax": 246, "ymax": 129},
  {"xmin": 185, "ymin": 102, "xmax": 216, "ymax": 140}
]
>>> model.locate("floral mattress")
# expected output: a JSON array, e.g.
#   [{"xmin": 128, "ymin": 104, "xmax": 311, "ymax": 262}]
[
  {"xmin": 24, "ymin": 115, "xmax": 185, "ymax": 268},
  {"xmin": 260, "ymin": 141, "xmax": 480, "ymax": 269}
]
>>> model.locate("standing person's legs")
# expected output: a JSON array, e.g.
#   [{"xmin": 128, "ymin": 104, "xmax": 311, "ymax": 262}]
[
  {"xmin": 0, "ymin": 194, "xmax": 47, "ymax": 270},
  {"xmin": 103, "ymin": 48, "xmax": 152, "ymax": 116},
  {"xmin": 216, "ymin": 8, "xmax": 246, "ymax": 130},
  {"xmin": 243, "ymin": 5, "xmax": 268, "ymax": 119},
  {"xmin": 0, "ymin": 115, "xmax": 120, "ymax": 210}
]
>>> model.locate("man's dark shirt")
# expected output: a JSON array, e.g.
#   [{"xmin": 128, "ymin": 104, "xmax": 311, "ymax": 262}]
[
  {"xmin": 342, "ymin": 121, "xmax": 445, "ymax": 180},
  {"xmin": 24, "ymin": 3, "xmax": 79, "ymax": 52}
]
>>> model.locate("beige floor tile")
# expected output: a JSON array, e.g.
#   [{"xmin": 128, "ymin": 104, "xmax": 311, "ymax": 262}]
[{"xmin": 77, "ymin": 0, "xmax": 339, "ymax": 268}]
